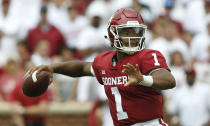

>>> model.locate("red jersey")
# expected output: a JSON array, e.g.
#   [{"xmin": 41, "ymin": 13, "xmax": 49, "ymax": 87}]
[
  {"xmin": 92, "ymin": 49, "xmax": 170, "ymax": 126},
  {"xmin": 8, "ymin": 84, "xmax": 50, "ymax": 107},
  {"xmin": 27, "ymin": 25, "xmax": 65, "ymax": 56},
  {"xmin": 8, "ymin": 83, "xmax": 50, "ymax": 123},
  {"xmin": 0, "ymin": 71, "xmax": 23, "ymax": 101}
]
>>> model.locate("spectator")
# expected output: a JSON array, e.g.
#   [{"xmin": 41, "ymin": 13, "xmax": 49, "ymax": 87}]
[
  {"xmin": 182, "ymin": 0, "xmax": 206, "ymax": 34},
  {"xmin": 0, "ymin": 56, "xmax": 24, "ymax": 102},
  {"xmin": 149, "ymin": 15, "xmax": 165, "ymax": 40},
  {"xmin": 86, "ymin": 0, "xmax": 113, "ymax": 24},
  {"xmin": 162, "ymin": 0, "xmax": 184, "ymax": 34},
  {"xmin": 70, "ymin": 0, "xmax": 91, "ymax": 15},
  {"xmin": 76, "ymin": 10, "xmax": 112, "ymax": 126},
  {"xmin": 131, "ymin": 0, "xmax": 155, "ymax": 24},
  {"xmin": 58, "ymin": 46, "xmax": 74, "ymax": 61},
  {"xmin": 133, "ymin": 0, "xmax": 165, "ymax": 23},
  {"xmin": 194, "ymin": 61, "xmax": 210, "ymax": 86},
  {"xmin": 63, "ymin": 5, "xmax": 89, "ymax": 49},
  {"xmin": 0, "ymin": 0, "xmax": 21, "ymax": 64},
  {"xmin": 47, "ymin": 0, "xmax": 69, "ymax": 34},
  {"xmin": 181, "ymin": 30, "xmax": 194, "ymax": 48},
  {"xmin": 13, "ymin": 0, "xmax": 42, "ymax": 40},
  {"xmin": 0, "ymin": 56, "xmax": 24, "ymax": 126},
  {"xmin": 163, "ymin": 51, "xmax": 186, "ymax": 105},
  {"xmin": 76, "ymin": 15, "xmax": 109, "ymax": 59},
  {"xmin": 191, "ymin": 16, "xmax": 210, "ymax": 84},
  {"xmin": 149, "ymin": 17, "xmax": 189, "ymax": 64},
  {"xmin": 170, "ymin": 51, "xmax": 186, "ymax": 88},
  {"xmin": 148, "ymin": 16, "xmax": 171, "ymax": 63},
  {"xmin": 167, "ymin": 67, "xmax": 210, "ymax": 126},
  {"xmin": 30, "ymin": 39, "xmax": 51, "ymax": 66},
  {"xmin": 51, "ymin": 47, "xmax": 78, "ymax": 102},
  {"xmin": 76, "ymin": 13, "xmax": 109, "ymax": 101},
  {"xmin": 51, "ymin": 54, "xmax": 77, "ymax": 102},
  {"xmin": 26, "ymin": 6, "xmax": 66, "ymax": 57},
  {"xmin": 16, "ymin": 42, "xmax": 31, "ymax": 69},
  {"xmin": 190, "ymin": 15, "xmax": 210, "ymax": 63},
  {"xmin": 9, "ymin": 83, "xmax": 51, "ymax": 126}
]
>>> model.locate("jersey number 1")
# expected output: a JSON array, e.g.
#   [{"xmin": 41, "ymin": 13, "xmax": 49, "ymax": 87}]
[
  {"xmin": 111, "ymin": 87, "xmax": 128, "ymax": 120},
  {"xmin": 152, "ymin": 53, "xmax": 160, "ymax": 66}
]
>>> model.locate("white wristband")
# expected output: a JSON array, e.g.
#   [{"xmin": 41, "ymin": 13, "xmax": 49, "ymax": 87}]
[{"xmin": 138, "ymin": 75, "xmax": 153, "ymax": 87}]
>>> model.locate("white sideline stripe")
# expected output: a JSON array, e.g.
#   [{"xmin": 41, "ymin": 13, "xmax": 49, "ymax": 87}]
[{"xmin": 32, "ymin": 70, "xmax": 38, "ymax": 83}]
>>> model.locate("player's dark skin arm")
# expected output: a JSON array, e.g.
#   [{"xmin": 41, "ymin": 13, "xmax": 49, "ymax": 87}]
[
  {"xmin": 50, "ymin": 60, "xmax": 92, "ymax": 77},
  {"xmin": 150, "ymin": 69, "xmax": 176, "ymax": 90},
  {"xmin": 29, "ymin": 61, "xmax": 175, "ymax": 90},
  {"xmin": 28, "ymin": 60, "xmax": 93, "ymax": 81}
]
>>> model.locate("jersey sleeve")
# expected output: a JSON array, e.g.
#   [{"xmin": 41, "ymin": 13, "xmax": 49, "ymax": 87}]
[
  {"xmin": 140, "ymin": 50, "xmax": 170, "ymax": 75},
  {"xmin": 92, "ymin": 56, "xmax": 103, "ymax": 84}
]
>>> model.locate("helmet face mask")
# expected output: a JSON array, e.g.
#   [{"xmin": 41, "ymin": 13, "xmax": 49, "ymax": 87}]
[
  {"xmin": 110, "ymin": 23, "xmax": 147, "ymax": 54},
  {"xmin": 107, "ymin": 8, "xmax": 147, "ymax": 55}
]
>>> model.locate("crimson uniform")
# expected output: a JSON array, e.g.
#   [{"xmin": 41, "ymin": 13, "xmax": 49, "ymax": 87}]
[{"xmin": 92, "ymin": 49, "xmax": 170, "ymax": 126}]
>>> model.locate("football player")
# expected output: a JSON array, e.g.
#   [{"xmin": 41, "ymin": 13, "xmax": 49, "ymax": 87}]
[{"xmin": 28, "ymin": 8, "xmax": 176, "ymax": 126}]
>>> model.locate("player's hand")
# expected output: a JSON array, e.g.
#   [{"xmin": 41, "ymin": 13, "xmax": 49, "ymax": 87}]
[
  {"xmin": 122, "ymin": 63, "xmax": 143, "ymax": 87},
  {"xmin": 25, "ymin": 65, "xmax": 53, "ymax": 83}
]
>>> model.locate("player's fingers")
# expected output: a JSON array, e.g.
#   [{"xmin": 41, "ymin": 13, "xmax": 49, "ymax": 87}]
[
  {"xmin": 135, "ymin": 64, "xmax": 143, "ymax": 78},
  {"xmin": 28, "ymin": 67, "xmax": 37, "ymax": 75},
  {"xmin": 122, "ymin": 65, "xmax": 129, "ymax": 72},
  {"xmin": 123, "ymin": 64, "xmax": 133, "ymax": 73},
  {"xmin": 28, "ymin": 66, "xmax": 42, "ymax": 76},
  {"xmin": 135, "ymin": 64, "xmax": 140, "ymax": 71},
  {"xmin": 23, "ymin": 70, "xmax": 31, "ymax": 80},
  {"xmin": 45, "ymin": 66, "xmax": 53, "ymax": 74},
  {"xmin": 37, "ymin": 65, "xmax": 51, "ymax": 74},
  {"xmin": 39, "ymin": 65, "xmax": 48, "ymax": 72},
  {"xmin": 49, "ymin": 71, "xmax": 53, "ymax": 81},
  {"xmin": 127, "ymin": 63, "xmax": 136, "ymax": 71},
  {"xmin": 123, "ymin": 66, "xmax": 134, "ymax": 75},
  {"xmin": 123, "ymin": 64, "xmax": 129, "ymax": 69},
  {"xmin": 27, "ymin": 68, "xmax": 33, "ymax": 75},
  {"xmin": 124, "ymin": 63, "xmax": 136, "ymax": 72},
  {"xmin": 49, "ymin": 78, "xmax": 53, "ymax": 85},
  {"xmin": 122, "ymin": 68, "xmax": 129, "ymax": 74},
  {"xmin": 35, "ymin": 67, "xmax": 44, "ymax": 74}
]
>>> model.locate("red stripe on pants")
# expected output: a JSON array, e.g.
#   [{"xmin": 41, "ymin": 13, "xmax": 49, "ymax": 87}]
[{"xmin": 158, "ymin": 119, "xmax": 167, "ymax": 126}]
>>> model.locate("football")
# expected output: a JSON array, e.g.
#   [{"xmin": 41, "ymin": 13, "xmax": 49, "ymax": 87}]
[{"xmin": 22, "ymin": 70, "xmax": 50, "ymax": 97}]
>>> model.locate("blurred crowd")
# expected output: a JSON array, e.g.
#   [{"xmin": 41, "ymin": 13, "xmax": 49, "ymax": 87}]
[{"xmin": 0, "ymin": 0, "xmax": 210, "ymax": 126}]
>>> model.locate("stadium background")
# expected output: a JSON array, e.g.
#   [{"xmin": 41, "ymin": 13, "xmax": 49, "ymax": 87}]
[{"xmin": 0, "ymin": 0, "xmax": 210, "ymax": 126}]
